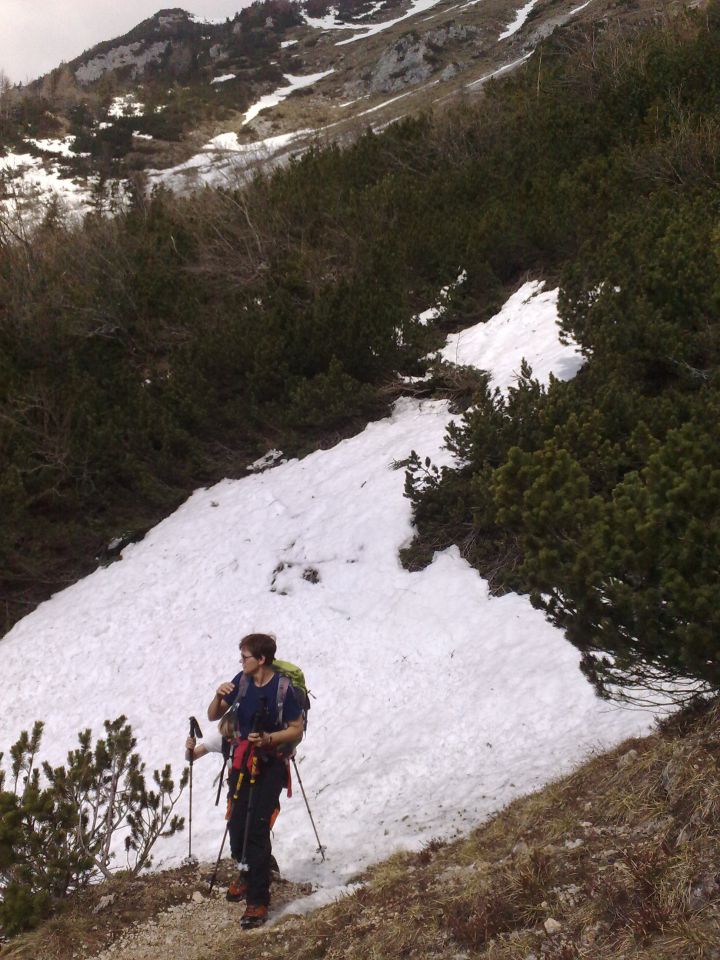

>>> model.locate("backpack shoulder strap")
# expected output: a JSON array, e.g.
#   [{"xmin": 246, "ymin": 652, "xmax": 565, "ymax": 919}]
[
  {"xmin": 276, "ymin": 674, "xmax": 290, "ymax": 727},
  {"xmin": 228, "ymin": 674, "xmax": 250, "ymax": 733},
  {"xmin": 235, "ymin": 674, "xmax": 250, "ymax": 705}
]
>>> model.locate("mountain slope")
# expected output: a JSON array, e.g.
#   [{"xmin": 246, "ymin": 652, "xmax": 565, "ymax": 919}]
[
  {"xmin": 1, "ymin": 0, "xmax": 673, "ymax": 215},
  {"xmin": 7, "ymin": 700, "xmax": 719, "ymax": 960},
  {"xmin": 0, "ymin": 282, "xmax": 655, "ymax": 902}
]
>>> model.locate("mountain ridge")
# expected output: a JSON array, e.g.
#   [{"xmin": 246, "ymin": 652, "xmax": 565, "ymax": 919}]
[{"xmin": 2, "ymin": 0, "xmax": 677, "ymax": 213}]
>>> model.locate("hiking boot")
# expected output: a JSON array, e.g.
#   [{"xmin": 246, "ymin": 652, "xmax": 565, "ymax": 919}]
[
  {"xmin": 225, "ymin": 877, "xmax": 248, "ymax": 902},
  {"xmin": 240, "ymin": 903, "xmax": 269, "ymax": 928}
]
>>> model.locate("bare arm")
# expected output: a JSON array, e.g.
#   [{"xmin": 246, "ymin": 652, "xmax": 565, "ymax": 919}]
[
  {"xmin": 208, "ymin": 681, "xmax": 235, "ymax": 721},
  {"xmin": 185, "ymin": 736, "xmax": 210, "ymax": 761}
]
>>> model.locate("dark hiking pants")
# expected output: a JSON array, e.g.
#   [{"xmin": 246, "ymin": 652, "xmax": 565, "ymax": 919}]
[{"xmin": 227, "ymin": 755, "xmax": 286, "ymax": 906}]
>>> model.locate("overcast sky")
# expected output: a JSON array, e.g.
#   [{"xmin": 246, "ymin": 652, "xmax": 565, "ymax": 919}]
[{"xmin": 1, "ymin": 1, "xmax": 257, "ymax": 84}]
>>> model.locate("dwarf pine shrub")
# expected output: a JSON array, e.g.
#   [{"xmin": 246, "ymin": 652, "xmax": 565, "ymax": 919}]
[
  {"xmin": 404, "ymin": 8, "xmax": 720, "ymax": 699},
  {"xmin": 0, "ymin": 718, "xmax": 186, "ymax": 936}
]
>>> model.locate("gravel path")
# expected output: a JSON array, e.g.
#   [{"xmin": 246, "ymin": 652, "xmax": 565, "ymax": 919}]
[{"xmin": 84, "ymin": 867, "xmax": 310, "ymax": 960}]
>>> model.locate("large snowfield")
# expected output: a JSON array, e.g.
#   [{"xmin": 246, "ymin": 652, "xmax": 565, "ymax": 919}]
[{"xmin": 0, "ymin": 281, "xmax": 657, "ymax": 909}]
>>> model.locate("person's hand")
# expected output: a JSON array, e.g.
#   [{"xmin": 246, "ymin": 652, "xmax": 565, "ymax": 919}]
[
  {"xmin": 249, "ymin": 732, "xmax": 272, "ymax": 749},
  {"xmin": 185, "ymin": 736, "xmax": 196, "ymax": 751},
  {"xmin": 216, "ymin": 681, "xmax": 234, "ymax": 699}
]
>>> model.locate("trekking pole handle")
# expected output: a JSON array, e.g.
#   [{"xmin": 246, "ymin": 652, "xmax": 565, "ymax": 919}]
[{"xmin": 187, "ymin": 716, "xmax": 203, "ymax": 763}]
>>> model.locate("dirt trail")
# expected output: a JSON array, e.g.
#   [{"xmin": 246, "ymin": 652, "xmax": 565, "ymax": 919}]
[{"xmin": 82, "ymin": 866, "xmax": 311, "ymax": 960}]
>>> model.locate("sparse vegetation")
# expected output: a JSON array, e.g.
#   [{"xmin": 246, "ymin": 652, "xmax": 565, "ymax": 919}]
[
  {"xmin": 0, "ymin": 718, "xmax": 186, "ymax": 936},
  {"xmin": 217, "ymin": 698, "xmax": 720, "ymax": 960},
  {"xmin": 6, "ymin": 700, "xmax": 720, "ymax": 959}
]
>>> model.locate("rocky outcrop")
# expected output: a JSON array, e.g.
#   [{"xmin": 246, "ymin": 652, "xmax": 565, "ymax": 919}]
[
  {"xmin": 70, "ymin": 9, "xmax": 204, "ymax": 86},
  {"xmin": 368, "ymin": 22, "xmax": 478, "ymax": 93},
  {"xmin": 75, "ymin": 41, "xmax": 171, "ymax": 84}
]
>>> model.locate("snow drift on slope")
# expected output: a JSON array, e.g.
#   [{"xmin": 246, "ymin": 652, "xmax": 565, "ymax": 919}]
[{"xmin": 0, "ymin": 282, "xmax": 653, "ymax": 895}]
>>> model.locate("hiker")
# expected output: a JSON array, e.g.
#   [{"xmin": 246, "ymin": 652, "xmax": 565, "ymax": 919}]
[{"xmin": 208, "ymin": 632, "xmax": 303, "ymax": 928}]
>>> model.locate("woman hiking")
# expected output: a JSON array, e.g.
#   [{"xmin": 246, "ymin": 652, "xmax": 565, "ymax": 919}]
[{"xmin": 207, "ymin": 632, "xmax": 303, "ymax": 928}]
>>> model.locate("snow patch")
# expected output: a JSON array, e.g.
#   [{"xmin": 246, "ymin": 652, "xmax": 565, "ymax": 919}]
[
  {"xmin": 467, "ymin": 51, "xmax": 534, "ymax": 88},
  {"xmin": 243, "ymin": 71, "xmax": 335, "ymax": 125},
  {"xmin": 437, "ymin": 280, "xmax": 583, "ymax": 393},
  {"xmin": 108, "ymin": 94, "xmax": 145, "ymax": 118},
  {"xmin": 499, "ymin": 0, "xmax": 540, "ymax": 40},
  {"xmin": 145, "ymin": 129, "xmax": 315, "ymax": 192},
  {"xmin": 414, "ymin": 269, "xmax": 467, "ymax": 325},
  {"xmin": 26, "ymin": 136, "xmax": 88, "ymax": 158},
  {"xmin": 0, "ymin": 284, "xmax": 652, "ymax": 896},
  {"xmin": 0, "ymin": 150, "xmax": 124, "ymax": 227},
  {"xmin": 336, "ymin": 0, "xmax": 449, "ymax": 45}
]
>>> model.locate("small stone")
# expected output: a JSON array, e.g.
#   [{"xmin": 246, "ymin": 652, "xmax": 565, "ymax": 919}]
[
  {"xmin": 93, "ymin": 894, "xmax": 116, "ymax": 914},
  {"xmin": 512, "ymin": 840, "xmax": 531, "ymax": 857},
  {"xmin": 191, "ymin": 890, "xmax": 204, "ymax": 903},
  {"xmin": 544, "ymin": 917, "xmax": 562, "ymax": 935},
  {"xmin": 617, "ymin": 748, "xmax": 638, "ymax": 769}
]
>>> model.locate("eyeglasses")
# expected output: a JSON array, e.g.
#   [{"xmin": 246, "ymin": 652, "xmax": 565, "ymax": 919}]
[{"xmin": 240, "ymin": 653, "xmax": 256, "ymax": 663}]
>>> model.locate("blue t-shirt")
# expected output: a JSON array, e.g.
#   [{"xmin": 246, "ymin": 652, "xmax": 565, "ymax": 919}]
[{"xmin": 224, "ymin": 670, "xmax": 301, "ymax": 739}]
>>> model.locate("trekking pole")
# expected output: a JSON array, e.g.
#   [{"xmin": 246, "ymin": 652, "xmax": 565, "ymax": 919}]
[
  {"xmin": 208, "ymin": 766, "xmax": 242, "ymax": 893},
  {"xmin": 208, "ymin": 707, "xmax": 262, "ymax": 892},
  {"xmin": 214, "ymin": 756, "xmax": 228, "ymax": 806},
  {"xmin": 292, "ymin": 757, "xmax": 326, "ymax": 861},
  {"xmin": 208, "ymin": 821, "xmax": 230, "ymax": 893},
  {"xmin": 239, "ymin": 701, "xmax": 267, "ymax": 870},
  {"xmin": 186, "ymin": 716, "xmax": 203, "ymax": 865},
  {"xmin": 239, "ymin": 751, "xmax": 260, "ymax": 870}
]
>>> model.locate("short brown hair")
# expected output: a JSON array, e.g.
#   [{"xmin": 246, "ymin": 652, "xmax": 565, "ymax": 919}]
[{"xmin": 240, "ymin": 632, "xmax": 276, "ymax": 665}]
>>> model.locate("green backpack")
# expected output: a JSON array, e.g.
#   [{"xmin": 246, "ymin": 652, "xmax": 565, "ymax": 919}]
[{"xmin": 273, "ymin": 659, "xmax": 310, "ymax": 732}]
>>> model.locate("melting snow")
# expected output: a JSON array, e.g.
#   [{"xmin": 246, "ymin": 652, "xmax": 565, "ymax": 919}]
[
  {"xmin": 0, "ymin": 151, "xmax": 112, "ymax": 226},
  {"xmin": 438, "ymin": 280, "xmax": 583, "ymax": 392},
  {"xmin": 303, "ymin": 0, "xmax": 449, "ymax": 44},
  {"xmin": 499, "ymin": 0, "xmax": 540, "ymax": 40},
  {"xmin": 0, "ymin": 281, "xmax": 654, "ymax": 894},
  {"xmin": 415, "ymin": 269, "xmax": 467, "ymax": 325},
  {"xmin": 335, "ymin": 0, "xmax": 450, "ymax": 45},
  {"xmin": 145, "ymin": 129, "xmax": 315, "ymax": 192},
  {"xmin": 108, "ymin": 94, "xmax": 145, "ymax": 118},
  {"xmin": 26, "ymin": 136, "xmax": 87, "ymax": 158},
  {"xmin": 242, "ymin": 71, "xmax": 335, "ymax": 125},
  {"xmin": 467, "ymin": 51, "xmax": 534, "ymax": 88}
]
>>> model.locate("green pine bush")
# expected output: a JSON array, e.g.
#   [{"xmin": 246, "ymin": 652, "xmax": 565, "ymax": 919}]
[{"xmin": 0, "ymin": 719, "xmax": 187, "ymax": 936}]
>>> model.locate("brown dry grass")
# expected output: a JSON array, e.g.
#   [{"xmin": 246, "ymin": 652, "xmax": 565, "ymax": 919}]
[
  {"xmin": 5, "ymin": 700, "xmax": 720, "ymax": 959},
  {"xmin": 0, "ymin": 863, "xmax": 204, "ymax": 960},
  {"xmin": 222, "ymin": 698, "xmax": 720, "ymax": 960}
]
